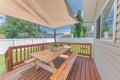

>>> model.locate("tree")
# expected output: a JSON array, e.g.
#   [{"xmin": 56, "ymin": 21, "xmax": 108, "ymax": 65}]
[
  {"xmin": 80, "ymin": 26, "xmax": 87, "ymax": 37},
  {"xmin": 73, "ymin": 10, "xmax": 87, "ymax": 38},
  {"xmin": 73, "ymin": 10, "xmax": 83, "ymax": 38},
  {"xmin": 2, "ymin": 16, "xmax": 42, "ymax": 38},
  {"xmin": 0, "ymin": 27, "xmax": 5, "ymax": 34}
]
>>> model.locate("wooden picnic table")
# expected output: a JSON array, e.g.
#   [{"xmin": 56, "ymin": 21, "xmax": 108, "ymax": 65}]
[{"xmin": 29, "ymin": 47, "xmax": 70, "ymax": 73}]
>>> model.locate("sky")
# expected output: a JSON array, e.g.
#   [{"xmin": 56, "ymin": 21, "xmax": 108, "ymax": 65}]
[
  {"xmin": 0, "ymin": 14, "xmax": 6, "ymax": 25},
  {"xmin": 0, "ymin": 0, "xmax": 83, "ymax": 34},
  {"xmin": 104, "ymin": 5, "xmax": 114, "ymax": 30}
]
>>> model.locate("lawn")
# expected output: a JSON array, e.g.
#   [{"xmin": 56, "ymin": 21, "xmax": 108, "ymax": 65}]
[{"xmin": 0, "ymin": 54, "xmax": 6, "ymax": 73}]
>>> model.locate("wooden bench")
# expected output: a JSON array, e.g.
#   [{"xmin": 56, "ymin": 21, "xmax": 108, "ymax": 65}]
[{"xmin": 50, "ymin": 52, "xmax": 77, "ymax": 80}]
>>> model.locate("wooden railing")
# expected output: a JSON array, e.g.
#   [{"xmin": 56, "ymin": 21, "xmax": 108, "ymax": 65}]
[
  {"xmin": 58, "ymin": 42, "xmax": 92, "ymax": 58},
  {"xmin": 5, "ymin": 42, "xmax": 92, "ymax": 71},
  {"xmin": 5, "ymin": 43, "xmax": 53, "ymax": 71}
]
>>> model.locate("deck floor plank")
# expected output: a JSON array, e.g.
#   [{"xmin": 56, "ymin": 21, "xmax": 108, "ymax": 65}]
[
  {"xmin": 74, "ymin": 57, "xmax": 82, "ymax": 80},
  {"xmin": 90, "ymin": 59, "xmax": 101, "ymax": 80},
  {"xmin": 85, "ymin": 58, "xmax": 91, "ymax": 80},
  {"xmin": 0, "ymin": 57, "xmax": 101, "ymax": 80},
  {"xmin": 89, "ymin": 59, "xmax": 97, "ymax": 80},
  {"xmin": 80, "ymin": 58, "xmax": 86, "ymax": 80},
  {"xmin": 67, "ymin": 57, "xmax": 80, "ymax": 80}
]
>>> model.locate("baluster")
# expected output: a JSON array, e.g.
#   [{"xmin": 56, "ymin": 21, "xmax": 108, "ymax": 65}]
[
  {"xmin": 24, "ymin": 47, "xmax": 26, "ymax": 60},
  {"xmin": 30, "ymin": 46, "xmax": 32, "ymax": 53},
  {"xmin": 85, "ymin": 44, "xmax": 86, "ymax": 55},
  {"xmin": 78, "ymin": 44, "xmax": 80, "ymax": 54},
  {"xmin": 81, "ymin": 44, "xmax": 83, "ymax": 55},
  {"xmin": 16, "ymin": 49, "xmax": 18, "ymax": 63},
  {"xmin": 27, "ymin": 47, "xmax": 29, "ymax": 59},
  {"xmin": 86, "ymin": 44, "xmax": 88, "ymax": 56},
  {"xmin": 38, "ymin": 45, "xmax": 40, "ymax": 51},
  {"xmin": 90, "ymin": 44, "xmax": 92, "ymax": 58},
  {"xmin": 20, "ymin": 48, "xmax": 22, "ymax": 61}
]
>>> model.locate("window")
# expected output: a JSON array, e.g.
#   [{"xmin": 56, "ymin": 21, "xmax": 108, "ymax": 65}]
[
  {"xmin": 96, "ymin": 0, "xmax": 115, "ymax": 40},
  {"xmin": 101, "ymin": 1, "xmax": 115, "ymax": 39}
]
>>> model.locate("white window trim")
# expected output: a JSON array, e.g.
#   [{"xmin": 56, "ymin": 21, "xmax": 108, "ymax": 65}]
[
  {"xmin": 113, "ymin": 0, "xmax": 117, "ymax": 43},
  {"xmin": 96, "ymin": 0, "xmax": 116, "ymax": 41}
]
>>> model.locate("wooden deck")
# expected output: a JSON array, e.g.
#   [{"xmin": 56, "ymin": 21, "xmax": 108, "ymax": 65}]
[{"xmin": 0, "ymin": 56, "xmax": 101, "ymax": 80}]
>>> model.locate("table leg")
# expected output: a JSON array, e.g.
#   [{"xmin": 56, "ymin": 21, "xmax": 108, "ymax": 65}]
[
  {"xmin": 38, "ymin": 62, "xmax": 56, "ymax": 73},
  {"xmin": 35, "ymin": 60, "xmax": 40, "ymax": 69},
  {"xmin": 49, "ymin": 61, "xmax": 56, "ymax": 69}
]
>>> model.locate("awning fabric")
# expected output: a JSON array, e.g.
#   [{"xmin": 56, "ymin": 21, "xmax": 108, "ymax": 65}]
[{"xmin": 0, "ymin": 0, "xmax": 78, "ymax": 28}]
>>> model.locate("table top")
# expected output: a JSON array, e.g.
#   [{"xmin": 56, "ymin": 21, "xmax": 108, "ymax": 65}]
[{"xmin": 29, "ymin": 47, "xmax": 70, "ymax": 63}]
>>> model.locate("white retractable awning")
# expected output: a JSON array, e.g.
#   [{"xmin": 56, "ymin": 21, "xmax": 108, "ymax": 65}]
[{"xmin": 0, "ymin": 0, "xmax": 78, "ymax": 28}]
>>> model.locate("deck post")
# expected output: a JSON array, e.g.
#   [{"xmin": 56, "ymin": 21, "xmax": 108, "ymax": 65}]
[
  {"xmin": 9, "ymin": 48, "xmax": 13, "ymax": 71},
  {"xmin": 90, "ymin": 44, "xmax": 92, "ymax": 58},
  {"xmin": 54, "ymin": 29, "xmax": 56, "ymax": 43}
]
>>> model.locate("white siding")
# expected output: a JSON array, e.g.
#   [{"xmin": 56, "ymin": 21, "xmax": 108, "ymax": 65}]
[
  {"xmin": 115, "ymin": 0, "xmax": 120, "ymax": 43},
  {"xmin": 94, "ymin": 40, "xmax": 120, "ymax": 80}
]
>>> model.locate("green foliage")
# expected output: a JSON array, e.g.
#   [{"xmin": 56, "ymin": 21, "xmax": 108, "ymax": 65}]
[
  {"xmin": 76, "ymin": 10, "xmax": 83, "ymax": 22},
  {"xmin": 102, "ymin": 21, "xmax": 109, "ymax": 32},
  {"xmin": 72, "ymin": 10, "xmax": 87, "ymax": 38},
  {"xmin": 2, "ymin": 16, "xmax": 42, "ymax": 38},
  {"xmin": 0, "ymin": 27, "xmax": 5, "ymax": 34},
  {"xmin": 0, "ymin": 54, "xmax": 5, "ymax": 73},
  {"xmin": 80, "ymin": 26, "xmax": 87, "ymax": 37},
  {"xmin": 102, "ymin": 26, "xmax": 109, "ymax": 32},
  {"xmin": 52, "ymin": 43, "xmax": 59, "ymax": 48}
]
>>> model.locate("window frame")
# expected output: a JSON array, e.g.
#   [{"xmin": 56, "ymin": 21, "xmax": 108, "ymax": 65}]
[{"xmin": 95, "ymin": 0, "xmax": 116, "ymax": 41}]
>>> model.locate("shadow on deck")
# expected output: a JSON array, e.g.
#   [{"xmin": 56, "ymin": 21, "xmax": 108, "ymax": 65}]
[{"xmin": 0, "ymin": 57, "xmax": 101, "ymax": 80}]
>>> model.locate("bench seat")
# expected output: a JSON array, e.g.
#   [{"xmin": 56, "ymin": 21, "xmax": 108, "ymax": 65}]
[
  {"xmin": 24, "ymin": 58, "xmax": 36, "ymax": 64},
  {"xmin": 50, "ymin": 52, "xmax": 77, "ymax": 80}
]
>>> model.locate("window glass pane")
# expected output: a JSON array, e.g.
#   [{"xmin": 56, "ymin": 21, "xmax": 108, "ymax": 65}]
[{"xmin": 101, "ymin": 1, "xmax": 114, "ymax": 39}]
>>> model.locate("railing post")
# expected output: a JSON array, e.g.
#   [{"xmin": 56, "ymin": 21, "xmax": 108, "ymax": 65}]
[
  {"xmin": 5, "ymin": 49, "xmax": 9, "ymax": 71},
  {"xmin": 90, "ymin": 44, "xmax": 92, "ymax": 58},
  {"xmin": 68, "ymin": 43, "xmax": 71, "ymax": 53},
  {"xmin": 42, "ymin": 44, "xmax": 44, "ymax": 50},
  {"xmin": 9, "ymin": 48, "xmax": 13, "ymax": 71},
  {"xmin": 5, "ymin": 48, "xmax": 13, "ymax": 71}
]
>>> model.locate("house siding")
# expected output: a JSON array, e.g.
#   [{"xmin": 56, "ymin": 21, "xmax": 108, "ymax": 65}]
[
  {"xmin": 115, "ymin": 0, "xmax": 120, "ymax": 43},
  {"xmin": 94, "ymin": 40, "xmax": 120, "ymax": 80}
]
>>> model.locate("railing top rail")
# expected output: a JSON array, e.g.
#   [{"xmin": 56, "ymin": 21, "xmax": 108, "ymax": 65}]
[
  {"xmin": 58, "ymin": 42, "xmax": 92, "ymax": 45},
  {"xmin": 8, "ymin": 42, "xmax": 92, "ymax": 49},
  {"xmin": 9, "ymin": 42, "xmax": 54, "ymax": 49}
]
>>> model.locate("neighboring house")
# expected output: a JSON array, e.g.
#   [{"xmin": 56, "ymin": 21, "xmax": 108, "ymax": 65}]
[
  {"xmin": 86, "ymin": 30, "xmax": 94, "ymax": 37},
  {"xmin": 86, "ymin": 26, "xmax": 95, "ymax": 37},
  {"xmin": 39, "ymin": 33, "xmax": 54, "ymax": 38},
  {"xmin": 57, "ymin": 34, "xmax": 73, "ymax": 38},
  {"xmin": 0, "ymin": 34, "xmax": 5, "ymax": 39}
]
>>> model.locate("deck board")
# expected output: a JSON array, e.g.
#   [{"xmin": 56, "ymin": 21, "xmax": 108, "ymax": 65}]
[
  {"xmin": 80, "ymin": 58, "xmax": 86, "ymax": 80},
  {"xmin": 85, "ymin": 58, "xmax": 91, "ymax": 80},
  {"xmin": 74, "ymin": 57, "xmax": 82, "ymax": 80},
  {"xmin": 0, "ymin": 57, "xmax": 101, "ymax": 80}
]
